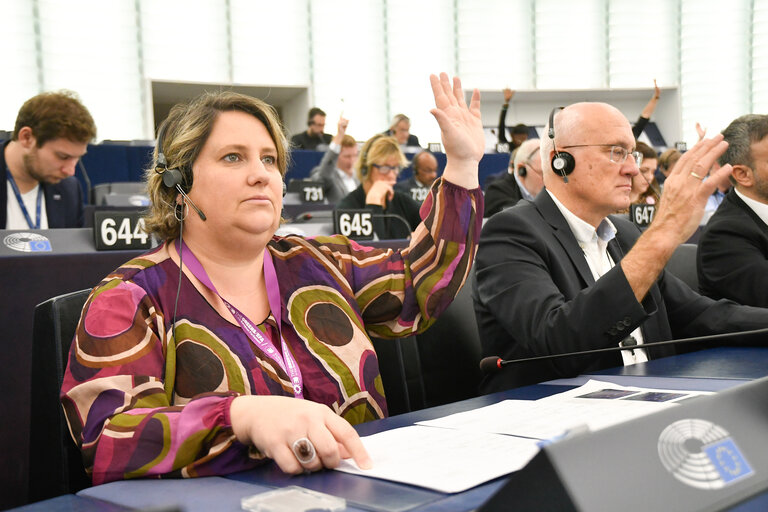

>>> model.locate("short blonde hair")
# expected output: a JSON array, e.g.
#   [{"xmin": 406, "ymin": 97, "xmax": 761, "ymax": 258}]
[
  {"xmin": 354, "ymin": 135, "xmax": 408, "ymax": 182},
  {"xmin": 143, "ymin": 91, "xmax": 289, "ymax": 241}
]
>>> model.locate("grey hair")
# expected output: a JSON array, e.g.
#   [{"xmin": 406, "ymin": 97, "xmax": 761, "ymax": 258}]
[
  {"xmin": 512, "ymin": 138, "xmax": 541, "ymax": 173},
  {"xmin": 720, "ymin": 114, "xmax": 768, "ymax": 168}
]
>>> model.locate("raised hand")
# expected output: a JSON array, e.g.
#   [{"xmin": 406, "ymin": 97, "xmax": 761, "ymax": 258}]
[
  {"xmin": 696, "ymin": 122, "xmax": 707, "ymax": 142},
  {"xmin": 651, "ymin": 134, "xmax": 731, "ymax": 244},
  {"xmin": 333, "ymin": 116, "xmax": 349, "ymax": 145},
  {"xmin": 429, "ymin": 73, "xmax": 484, "ymax": 189}
]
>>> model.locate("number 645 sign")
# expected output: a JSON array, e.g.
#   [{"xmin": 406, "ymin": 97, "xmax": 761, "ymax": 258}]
[{"xmin": 333, "ymin": 209, "xmax": 374, "ymax": 241}]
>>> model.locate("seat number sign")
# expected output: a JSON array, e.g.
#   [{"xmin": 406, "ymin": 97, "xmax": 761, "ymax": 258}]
[
  {"xmin": 334, "ymin": 209, "xmax": 374, "ymax": 241},
  {"xmin": 300, "ymin": 181, "xmax": 325, "ymax": 203},
  {"xmin": 94, "ymin": 210, "xmax": 152, "ymax": 250},
  {"xmin": 630, "ymin": 204, "xmax": 656, "ymax": 228}
]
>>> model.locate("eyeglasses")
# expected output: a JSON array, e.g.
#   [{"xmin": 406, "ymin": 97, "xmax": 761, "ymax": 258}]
[
  {"xmin": 371, "ymin": 164, "xmax": 402, "ymax": 175},
  {"xmin": 561, "ymin": 144, "xmax": 643, "ymax": 167}
]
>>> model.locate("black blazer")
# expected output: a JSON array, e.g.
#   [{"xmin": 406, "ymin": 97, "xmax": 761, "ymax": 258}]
[
  {"xmin": 698, "ymin": 190, "xmax": 768, "ymax": 307},
  {"xmin": 473, "ymin": 190, "xmax": 768, "ymax": 392},
  {"xmin": 383, "ymin": 130, "xmax": 420, "ymax": 149},
  {"xmin": 1, "ymin": 142, "xmax": 84, "ymax": 229},
  {"xmin": 483, "ymin": 172, "xmax": 524, "ymax": 218}
]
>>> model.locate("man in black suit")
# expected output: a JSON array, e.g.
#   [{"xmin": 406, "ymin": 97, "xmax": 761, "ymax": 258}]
[
  {"xmin": 698, "ymin": 114, "xmax": 768, "ymax": 307},
  {"xmin": 483, "ymin": 138, "xmax": 543, "ymax": 217},
  {"xmin": 473, "ymin": 102, "xmax": 768, "ymax": 392},
  {"xmin": 291, "ymin": 107, "xmax": 332, "ymax": 150},
  {"xmin": 394, "ymin": 150, "xmax": 438, "ymax": 202},
  {"xmin": 1, "ymin": 91, "xmax": 96, "ymax": 229}
]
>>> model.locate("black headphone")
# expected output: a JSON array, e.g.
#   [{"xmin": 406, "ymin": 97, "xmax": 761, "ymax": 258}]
[
  {"xmin": 548, "ymin": 107, "xmax": 575, "ymax": 182},
  {"xmin": 155, "ymin": 120, "xmax": 193, "ymax": 194},
  {"xmin": 518, "ymin": 164, "xmax": 527, "ymax": 177},
  {"xmin": 360, "ymin": 134, "xmax": 386, "ymax": 177}
]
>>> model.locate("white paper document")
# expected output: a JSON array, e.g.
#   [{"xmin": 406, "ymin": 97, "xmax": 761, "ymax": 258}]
[
  {"xmin": 335, "ymin": 380, "xmax": 709, "ymax": 493},
  {"xmin": 335, "ymin": 425, "xmax": 540, "ymax": 493},
  {"xmin": 417, "ymin": 379, "xmax": 710, "ymax": 440}
]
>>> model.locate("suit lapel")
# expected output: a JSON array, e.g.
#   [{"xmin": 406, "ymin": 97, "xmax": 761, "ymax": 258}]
[
  {"xmin": 42, "ymin": 183, "xmax": 61, "ymax": 228},
  {"xmin": 535, "ymin": 190, "xmax": 595, "ymax": 286},
  {"xmin": 729, "ymin": 190, "xmax": 768, "ymax": 238}
]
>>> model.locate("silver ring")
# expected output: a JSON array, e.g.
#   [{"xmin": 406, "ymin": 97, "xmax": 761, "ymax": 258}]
[
  {"xmin": 291, "ymin": 437, "xmax": 316, "ymax": 465},
  {"xmin": 690, "ymin": 171, "xmax": 704, "ymax": 180}
]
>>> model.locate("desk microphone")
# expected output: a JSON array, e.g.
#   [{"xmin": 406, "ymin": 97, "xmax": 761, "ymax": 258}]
[
  {"xmin": 479, "ymin": 326, "xmax": 768, "ymax": 374},
  {"xmin": 372, "ymin": 213, "xmax": 413, "ymax": 238},
  {"xmin": 78, "ymin": 160, "xmax": 92, "ymax": 204},
  {"xmin": 294, "ymin": 210, "xmax": 333, "ymax": 222}
]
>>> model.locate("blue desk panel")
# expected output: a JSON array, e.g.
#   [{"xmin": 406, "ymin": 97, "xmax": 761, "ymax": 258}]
[{"xmin": 589, "ymin": 347, "xmax": 768, "ymax": 381}]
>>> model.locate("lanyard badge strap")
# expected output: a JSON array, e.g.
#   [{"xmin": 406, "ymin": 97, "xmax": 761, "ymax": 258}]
[{"xmin": 179, "ymin": 241, "xmax": 304, "ymax": 398}]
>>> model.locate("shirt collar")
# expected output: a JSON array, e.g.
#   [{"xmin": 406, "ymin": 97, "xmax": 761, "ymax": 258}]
[
  {"xmin": 735, "ymin": 188, "xmax": 768, "ymax": 226},
  {"xmin": 547, "ymin": 189, "xmax": 617, "ymax": 245},
  {"xmin": 514, "ymin": 173, "xmax": 534, "ymax": 201}
]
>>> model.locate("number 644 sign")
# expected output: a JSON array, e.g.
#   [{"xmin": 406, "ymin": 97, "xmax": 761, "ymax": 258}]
[{"xmin": 93, "ymin": 210, "xmax": 153, "ymax": 250}]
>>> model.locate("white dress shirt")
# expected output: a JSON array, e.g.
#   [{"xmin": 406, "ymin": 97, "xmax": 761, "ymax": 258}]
[{"xmin": 548, "ymin": 191, "xmax": 648, "ymax": 365}]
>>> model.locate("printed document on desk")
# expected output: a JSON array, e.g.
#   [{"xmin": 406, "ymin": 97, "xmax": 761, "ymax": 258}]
[
  {"xmin": 335, "ymin": 425, "xmax": 540, "ymax": 493},
  {"xmin": 417, "ymin": 379, "xmax": 711, "ymax": 440},
  {"xmin": 336, "ymin": 380, "xmax": 709, "ymax": 493}
]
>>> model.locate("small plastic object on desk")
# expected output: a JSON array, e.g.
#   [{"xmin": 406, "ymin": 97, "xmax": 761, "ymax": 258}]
[{"xmin": 241, "ymin": 486, "xmax": 346, "ymax": 512}]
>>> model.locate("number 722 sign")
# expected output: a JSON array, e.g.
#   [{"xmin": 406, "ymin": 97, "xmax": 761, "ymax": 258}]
[{"xmin": 93, "ymin": 210, "xmax": 153, "ymax": 250}]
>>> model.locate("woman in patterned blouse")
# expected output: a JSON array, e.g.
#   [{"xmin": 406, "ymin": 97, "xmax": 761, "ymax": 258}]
[{"xmin": 61, "ymin": 73, "xmax": 484, "ymax": 484}]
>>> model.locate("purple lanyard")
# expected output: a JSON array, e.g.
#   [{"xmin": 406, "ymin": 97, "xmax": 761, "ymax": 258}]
[
  {"xmin": 179, "ymin": 241, "xmax": 304, "ymax": 398},
  {"xmin": 6, "ymin": 169, "xmax": 42, "ymax": 229}
]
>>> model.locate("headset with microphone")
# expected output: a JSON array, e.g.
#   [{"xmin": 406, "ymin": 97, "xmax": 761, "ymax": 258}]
[
  {"xmin": 155, "ymin": 120, "xmax": 207, "ymax": 221},
  {"xmin": 548, "ymin": 106, "xmax": 575, "ymax": 183},
  {"xmin": 359, "ymin": 133, "xmax": 386, "ymax": 178}
]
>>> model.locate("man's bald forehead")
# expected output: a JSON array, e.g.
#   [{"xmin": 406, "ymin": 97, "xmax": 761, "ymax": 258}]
[{"xmin": 555, "ymin": 102, "xmax": 633, "ymax": 145}]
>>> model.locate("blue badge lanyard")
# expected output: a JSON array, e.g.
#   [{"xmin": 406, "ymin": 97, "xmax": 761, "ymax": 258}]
[
  {"xmin": 179, "ymin": 241, "xmax": 304, "ymax": 398},
  {"xmin": 6, "ymin": 169, "xmax": 42, "ymax": 229}
]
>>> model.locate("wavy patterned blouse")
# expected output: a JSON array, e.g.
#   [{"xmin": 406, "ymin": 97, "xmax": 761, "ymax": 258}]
[{"xmin": 61, "ymin": 179, "xmax": 482, "ymax": 484}]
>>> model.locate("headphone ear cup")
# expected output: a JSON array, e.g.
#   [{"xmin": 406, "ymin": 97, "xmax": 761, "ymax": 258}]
[
  {"xmin": 551, "ymin": 151, "xmax": 575, "ymax": 177},
  {"xmin": 282, "ymin": 180, "xmax": 287, "ymax": 197},
  {"xmin": 517, "ymin": 165, "xmax": 527, "ymax": 177},
  {"xmin": 162, "ymin": 168, "xmax": 183, "ymax": 189}
]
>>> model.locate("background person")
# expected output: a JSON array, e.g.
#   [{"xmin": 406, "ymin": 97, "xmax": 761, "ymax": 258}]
[
  {"xmin": 698, "ymin": 114, "xmax": 768, "ymax": 307},
  {"xmin": 61, "ymin": 73, "xmax": 484, "ymax": 484},
  {"xmin": 337, "ymin": 135, "xmax": 421, "ymax": 239},
  {"xmin": 384, "ymin": 114, "xmax": 421, "ymax": 149},
  {"xmin": 1, "ymin": 91, "xmax": 96, "ymax": 229},
  {"xmin": 656, "ymin": 148, "xmax": 681, "ymax": 187},
  {"xmin": 628, "ymin": 141, "xmax": 660, "ymax": 205},
  {"xmin": 308, "ymin": 116, "xmax": 359, "ymax": 203},
  {"xmin": 484, "ymin": 138, "xmax": 542, "ymax": 218},
  {"xmin": 496, "ymin": 88, "xmax": 529, "ymax": 151},
  {"xmin": 394, "ymin": 150, "xmax": 439, "ymax": 202},
  {"xmin": 290, "ymin": 107, "xmax": 332, "ymax": 150},
  {"xmin": 474, "ymin": 102, "xmax": 768, "ymax": 393}
]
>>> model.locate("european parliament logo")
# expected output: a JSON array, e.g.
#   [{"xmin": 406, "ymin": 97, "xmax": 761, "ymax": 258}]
[
  {"xmin": 658, "ymin": 419, "xmax": 754, "ymax": 490},
  {"xmin": 3, "ymin": 232, "xmax": 52, "ymax": 253}
]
